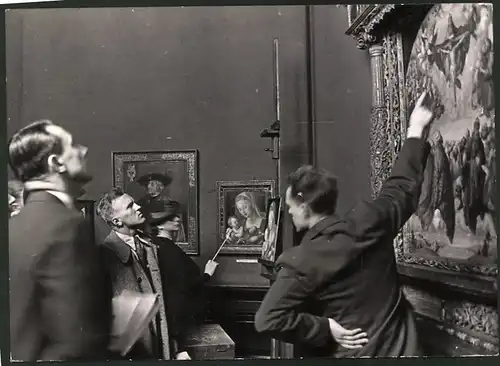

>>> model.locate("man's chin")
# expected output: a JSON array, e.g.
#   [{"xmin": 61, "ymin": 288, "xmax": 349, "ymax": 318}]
[
  {"xmin": 72, "ymin": 172, "xmax": 93, "ymax": 184},
  {"xmin": 131, "ymin": 220, "xmax": 146, "ymax": 228}
]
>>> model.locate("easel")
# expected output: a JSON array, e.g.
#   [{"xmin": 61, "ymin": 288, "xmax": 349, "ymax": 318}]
[{"xmin": 258, "ymin": 38, "xmax": 283, "ymax": 359}]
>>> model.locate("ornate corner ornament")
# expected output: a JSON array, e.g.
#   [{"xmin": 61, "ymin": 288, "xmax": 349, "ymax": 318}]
[{"xmin": 345, "ymin": 4, "xmax": 398, "ymax": 50}]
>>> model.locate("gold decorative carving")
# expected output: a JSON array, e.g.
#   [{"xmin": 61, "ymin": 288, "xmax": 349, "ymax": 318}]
[
  {"xmin": 434, "ymin": 321, "xmax": 499, "ymax": 354},
  {"xmin": 444, "ymin": 301, "xmax": 498, "ymax": 339},
  {"xmin": 350, "ymin": 3, "xmax": 498, "ymax": 355},
  {"xmin": 345, "ymin": 5, "xmax": 398, "ymax": 50},
  {"xmin": 368, "ymin": 43, "xmax": 387, "ymax": 197}
]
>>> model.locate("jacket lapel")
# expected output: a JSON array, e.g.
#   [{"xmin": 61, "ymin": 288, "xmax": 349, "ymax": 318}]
[{"xmin": 103, "ymin": 232, "xmax": 153, "ymax": 292}]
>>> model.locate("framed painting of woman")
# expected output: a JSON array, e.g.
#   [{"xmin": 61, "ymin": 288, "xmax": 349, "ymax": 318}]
[{"xmin": 216, "ymin": 180, "xmax": 275, "ymax": 255}]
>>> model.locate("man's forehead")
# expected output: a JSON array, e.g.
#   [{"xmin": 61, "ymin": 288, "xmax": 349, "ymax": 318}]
[{"xmin": 112, "ymin": 194, "xmax": 133, "ymax": 208}]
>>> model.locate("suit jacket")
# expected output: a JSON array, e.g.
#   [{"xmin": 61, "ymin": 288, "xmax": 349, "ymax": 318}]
[
  {"xmin": 155, "ymin": 236, "xmax": 210, "ymax": 350},
  {"xmin": 254, "ymin": 138, "xmax": 431, "ymax": 358},
  {"xmin": 99, "ymin": 231, "xmax": 171, "ymax": 360},
  {"xmin": 9, "ymin": 191, "xmax": 111, "ymax": 361}
]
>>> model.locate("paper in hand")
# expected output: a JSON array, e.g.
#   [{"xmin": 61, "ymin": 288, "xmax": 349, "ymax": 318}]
[{"xmin": 109, "ymin": 290, "xmax": 160, "ymax": 356}]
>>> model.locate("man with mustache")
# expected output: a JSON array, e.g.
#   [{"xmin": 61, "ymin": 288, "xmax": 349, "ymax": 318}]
[{"xmin": 8, "ymin": 120, "xmax": 111, "ymax": 361}]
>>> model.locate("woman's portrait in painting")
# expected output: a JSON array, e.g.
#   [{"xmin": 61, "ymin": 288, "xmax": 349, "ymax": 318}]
[
  {"xmin": 225, "ymin": 191, "xmax": 266, "ymax": 246},
  {"xmin": 217, "ymin": 180, "xmax": 274, "ymax": 255}
]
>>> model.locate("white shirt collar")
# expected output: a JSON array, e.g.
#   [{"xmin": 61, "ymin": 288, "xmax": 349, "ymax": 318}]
[
  {"xmin": 115, "ymin": 231, "xmax": 137, "ymax": 251},
  {"xmin": 46, "ymin": 190, "xmax": 74, "ymax": 210},
  {"xmin": 23, "ymin": 181, "xmax": 75, "ymax": 209}
]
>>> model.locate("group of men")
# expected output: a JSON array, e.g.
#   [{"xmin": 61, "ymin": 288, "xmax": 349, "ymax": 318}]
[
  {"xmin": 9, "ymin": 90, "xmax": 435, "ymax": 360},
  {"xmin": 8, "ymin": 120, "xmax": 218, "ymax": 361}
]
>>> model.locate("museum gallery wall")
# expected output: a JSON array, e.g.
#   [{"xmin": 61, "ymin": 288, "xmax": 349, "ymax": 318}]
[{"xmin": 6, "ymin": 6, "xmax": 372, "ymax": 288}]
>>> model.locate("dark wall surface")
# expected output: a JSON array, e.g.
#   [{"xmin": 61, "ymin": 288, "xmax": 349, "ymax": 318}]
[
  {"xmin": 311, "ymin": 5, "xmax": 372, "ymax": 213},
  {"xmin": 6, "ymin": 5, "xmax": 372, "ymax": 288}
]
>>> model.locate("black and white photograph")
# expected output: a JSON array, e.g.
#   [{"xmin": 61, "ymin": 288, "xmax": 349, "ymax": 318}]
[{"xmin": 5, "ymin": 2, "xmax": 498, "ymax": 363}]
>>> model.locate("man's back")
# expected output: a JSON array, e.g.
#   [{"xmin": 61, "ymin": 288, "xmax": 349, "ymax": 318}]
[
  {"xmin": 9, "ymin": 191, "xmax": 111, "ymax": 361},
  {"xmin": 296, "ymin": 213, "xmax": 417, "ymax": 357},
  {"xmin": 255, "ymin": 138, "xmax": 430, "ymax": 357}
]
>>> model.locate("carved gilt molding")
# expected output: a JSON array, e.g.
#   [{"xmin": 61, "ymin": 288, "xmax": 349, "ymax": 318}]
[
  {"xmin": 345, "ymin": 4, "xmax": 398, "ymax": 50},
  {"xmin": 403, "ymin": 284, "xmax": 498, "ymax": 353},
  {"xmin": 347, "ymin": 2, "xmax": 498, "ymax": 355},
  {"xmin": 444, "ymin": 301, "xmax": 498, "ymax": 340}
]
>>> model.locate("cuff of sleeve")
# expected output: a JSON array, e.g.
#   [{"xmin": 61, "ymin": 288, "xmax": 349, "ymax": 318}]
[{"xmin": 319, "ymin": 317, "xmax": 335, "ymax": 348}]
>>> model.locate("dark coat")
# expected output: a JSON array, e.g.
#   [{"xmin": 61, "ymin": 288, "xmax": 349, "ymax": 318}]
[
  {"xmin": 99, "ymin": 231, "xmax": 171, "ymax": 360},
  {"xmin": 254, "ymin": 138, "xmax": 430, "ymax": 358},
  {"xmin": 155, "ymin": 236, "xmax": 210, "ymax": 350},
  {"xmin": 9, "ymin": 191, "xmax": 111, "ymax": 361}
]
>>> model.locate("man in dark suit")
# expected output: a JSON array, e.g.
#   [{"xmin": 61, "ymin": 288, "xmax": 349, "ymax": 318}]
[
  {"xmin": 97, "ymin": 188, "xmax": 186, "ymax": 360},
  {"xmin": 8, "ymin": 120, "xmax": 111, "ymax": 361},
  {"xmin": 254, "ymin": 92, "xmax": 434, "ymax": 357}
]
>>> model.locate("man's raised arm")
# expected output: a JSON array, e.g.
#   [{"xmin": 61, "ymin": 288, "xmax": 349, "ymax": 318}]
[{"xmin": 373, "ymin": 92, "xmax": 434, "ymax": 238}]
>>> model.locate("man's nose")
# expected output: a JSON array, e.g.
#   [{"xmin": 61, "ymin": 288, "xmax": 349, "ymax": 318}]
[{"xmin": 80, "ymin": 145, "xmax": 88, "ymax": 157}]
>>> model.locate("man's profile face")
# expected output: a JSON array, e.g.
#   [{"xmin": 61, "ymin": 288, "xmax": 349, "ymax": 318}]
[
  {"xmin": 111, "ymin": 194, "xmax": 145, "ymax": 228},
  {"xmin": 46, "ymin": 125, "xmax": 91, "ymax": 183}
]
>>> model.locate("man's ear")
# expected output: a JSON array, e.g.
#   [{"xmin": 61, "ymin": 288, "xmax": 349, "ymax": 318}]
[
  {"xmin": 111, "ymin": 217, "xmax": 122, "ymax": 228},
  {"xmin": 47, "ymin": 154, "xmax": 66, "ymax": 174}
]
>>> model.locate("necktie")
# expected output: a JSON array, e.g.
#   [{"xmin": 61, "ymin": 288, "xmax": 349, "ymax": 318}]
[{"xmin": 134, "ymin": 236, "xmax": 147, "ymax": 266}]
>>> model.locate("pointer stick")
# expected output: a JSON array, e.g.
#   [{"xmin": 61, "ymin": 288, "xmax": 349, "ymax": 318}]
[{"xmin": 211, "ymin": 236, "xmax": 230, "ymax": 262}]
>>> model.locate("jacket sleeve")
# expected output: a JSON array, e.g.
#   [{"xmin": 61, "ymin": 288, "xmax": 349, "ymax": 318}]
[
  {"xmin": 33, "ymin": 216, "xmax": 111, "ymax": 360},
  {"xmin": 347, "ymin": 137, "xmax": 431, "ymax": 241},
  {"xmin": 254, "ymin": 261, "xmax": 334, "ymax": 348}
]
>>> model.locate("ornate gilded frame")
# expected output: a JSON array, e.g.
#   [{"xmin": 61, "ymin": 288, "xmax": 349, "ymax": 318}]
[
  {"xmin": 345, "ymin": 5, "xmax": 497, "ymax": 284},
  {"xmin": 216, "ymin": 180, "xmax": 275, "ymax": 255},
  {"xmin": 112, "ymin": 150, "xmax": 199, "ymax": 255}
]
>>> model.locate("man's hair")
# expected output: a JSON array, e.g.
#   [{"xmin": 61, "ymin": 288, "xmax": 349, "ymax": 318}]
[
  {"xmin": 287, "ymin": 165, "xmax": 339, "ymax": 216},
  {"xmin": 97, "ymin": 187, "xmax": 124, "ymax": 225},
  {"xmin": 8, "ymin": 120, "xmax": 64, "ymax": 182}
]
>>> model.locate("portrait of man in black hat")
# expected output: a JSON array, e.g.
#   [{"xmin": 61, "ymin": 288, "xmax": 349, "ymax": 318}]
[{"xmin": 136, "ymin": 172, "xmax": 187, "ymax": 242}]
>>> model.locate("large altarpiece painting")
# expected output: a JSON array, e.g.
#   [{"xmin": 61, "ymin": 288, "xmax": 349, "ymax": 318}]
[{"xmin": 346, "ymin": 4, "xmax": 497, "ymax": 355}]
